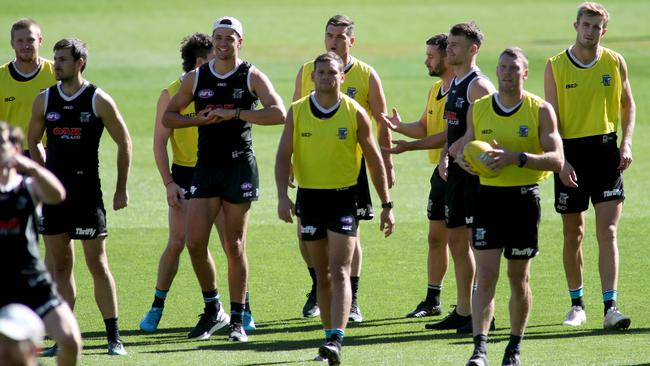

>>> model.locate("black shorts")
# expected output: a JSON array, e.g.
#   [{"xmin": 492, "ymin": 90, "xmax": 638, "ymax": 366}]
[
  {"xmin": 172, "ymin": 164, "xmax": 195, "ymax": 200},
  {"xmin": 472, "ymin": 185, "xmax": 540, "ymax": 259},
  {"xmin": 355, "ymin": 158, "xmax": 374, "ymax": 221},
  {"xmin": 444, "ymin": 160, "xmax": 479, "ymax": 228},
  {"xmin": 0, "ymin": 275, "xmax": 63, "ymax": 318},
  {"xmin": 554, "ymin": 133, "xmax": 624, "ymax": 213},
  {"xmin": 428, "ymin": 166, "xmax": 446, "ymax": 221},
  {"xmin": 296, "ymin": 187, "xmax": 358, "ymax": 241},
  {"xmin": 40, "ymin": 178, "xmax": 107, "ymax": 240},
  {"xmin": 190, "ymin": 152, "xmax": 259, "ymax": 203}
]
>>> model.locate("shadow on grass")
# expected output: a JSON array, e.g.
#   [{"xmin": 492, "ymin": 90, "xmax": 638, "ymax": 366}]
[{"xmin": 447, "ymin": 327, "xmax": 650, "ymax": 345}]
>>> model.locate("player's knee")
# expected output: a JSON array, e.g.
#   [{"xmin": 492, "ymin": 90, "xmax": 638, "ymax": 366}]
[
  {"xmin": 428, "ymin": 232, "xmax": 447, "ymax": 250},
  {"xmin": 85, "ymin": 258, "xmax": 111, "ymax": 279},
  {"xmin": 563, "ymin": 223, "xmax": 585, "ymax": 243},
  {"xmin": 57, "ymin": 330, "xmax": 82, "ymax": 356},
  {"xmin": 168, "ymin": 236, "xmax": 186, "ymax": 254},
  {"xmin": 507, "ymin": 271, "xmax": 529, "ymax": 293},
  {"xmin": 477, "ymin": 266, "xmax": 499, "ymax": 285},
  {"xmin": 186, "ymin": 239, "xmax": 206, "ymax": 255},
  {"xmin": 596, "ymin": 223, "xmax": 617, "ymax": 243}
]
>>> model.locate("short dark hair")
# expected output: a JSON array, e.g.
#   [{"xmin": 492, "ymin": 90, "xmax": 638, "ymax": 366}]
[
  {"xmin": 10, "ymin": 18, "xmax": 40, "ymax": 40},
  {"xmin": 326, "ymin": 15, "xmax": 355, "ymax": 36},
  {"xmin": 426, "ymin": 33, "xmax": 448, "ymax": 54},
  {"xmin": 500, "ymin": 47, "xmax": 529, "ymax": 69},
  {"xmin": 314, "ymin": 51, "xmax": 344, "ymax": 72},
  {"xmin": 180, "ymin": 33, "xmax": 213, "ymax": 73},
  {"xmin": 53, "ymin": 38, "xmax": 88, "ymax": 72},
  {"xmin": 449, "ymin": 22, "xmax": 484, "ymax": 48}
]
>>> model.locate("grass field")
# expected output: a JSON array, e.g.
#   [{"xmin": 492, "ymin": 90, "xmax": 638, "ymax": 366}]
[{"xmin": 2, "ymin": 0, "xmax": 650, "ymax": 365}]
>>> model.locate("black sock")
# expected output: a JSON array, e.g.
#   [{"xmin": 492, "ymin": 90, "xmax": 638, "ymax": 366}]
[
  {"xmin": 329, "ymin": 333, "xmax": 343, "ymax": 345},
  {"xmin": 308, "ymin": 267, "xmax": 317, "ymax": 289},
  {"xmin": 604, "ymin": 300, "xmax": 616, "ymax": 316},
  {"xmin": 104, "ymin": 317, "xmax": 120, "ymax": 343},
  {"xmin": 152, "ymin": 288, "xmax": 167, "ymax": 308},
  {"xmin": 425, "ymin": 284, "xmax": 442, "ymax": 305},
  {"xmin": 571, "ymin": 296, "xmax": 585, "ymax": 309},
  {"xmin": 506, "ymin": 334, "xmax": 523, "ymax": 353},
  {"xmin": 202, "ymin": 289, "xmax": 219, "ymax": 314},
  {"xmin": 231, "ymin": 302, "xmax": 245, "ymax": 324},
  {"xmin": 350, "ymin": 276, "xmax": 360, "ymax": 302},
  {"xmin": 473, "ymin": 334, "xmax": 488, "ymax": 354}
]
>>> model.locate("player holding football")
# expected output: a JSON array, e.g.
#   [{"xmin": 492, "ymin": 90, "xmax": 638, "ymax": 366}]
[
  {"xmin": 381, "ymin": 33, "xmax": 452, "ymax": 318},
  {"xmin": 454, "ymin": 47, "xmax": 563, "ymax": 366},
  {"xmin": 292, "ymin": 15, "xmax": 394, "ymax": 321},
  {"xmin": 544, "ymin": 1, "xmax": 636, "ymax": 330},
  {"xmin": 277, "ymin": 51, "xmax": 394, "ymax": 366},
  {"xmin": 163, "ymin": 16, "xmax": 285, "ymax": 343}
]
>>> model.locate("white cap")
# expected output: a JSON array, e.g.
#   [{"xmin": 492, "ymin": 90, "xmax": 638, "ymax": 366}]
[
  {"xmin": 213, "ymin": 16, "xmax": 243, "ymax": 38},
  {"xmin": 0, "ymin": 304, "xmax": 45, "ymax": 346}
]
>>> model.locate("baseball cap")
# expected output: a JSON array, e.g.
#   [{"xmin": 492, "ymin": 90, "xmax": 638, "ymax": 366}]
[
  {"xmin": 0, "ymin": 304, "xmax": 45, "ymax": 346},
  {"xmin": 213, "ymin": 16, "xmax": 243, "ymax": 38}
]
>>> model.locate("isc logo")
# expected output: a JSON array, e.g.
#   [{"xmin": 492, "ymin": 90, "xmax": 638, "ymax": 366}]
[
  {"xmin": 565, "ymin": 83, "xmax": 578, "ymax": 89},
  {"xmin": 4, "ymin": 96, "xmax": 15, "ymax": 102}
]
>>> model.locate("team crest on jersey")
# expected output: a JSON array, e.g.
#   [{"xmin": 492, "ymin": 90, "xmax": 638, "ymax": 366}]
[
  {"xmin": 46, "ymin": 112, "xmax": 61, "ymax": 122},
  {"xmin": 198, "ymin": 89, "xmax": 214, "ymax": 98},
  {"xmin": 346, "ymin": 87, "xmax": 357, "ymax": 98},
  {"xmin": 232, "ymin": 88, "xmax": 244, "ymax": 99},
  {"xmin": 455, "ymin": 98, "xmax": 465, "ymax": 109},
  {"xmin": 338, "ymin": 128, "xmax": 348, "ymax": 140},
  {"xmin": 601, "ymin": 74, "xmax": 612, "ymax": 86},
  {"xmin": 79, "ymin": 112, "xmax": 91, "ymax": 123},
  {"xmin": 518, "ymin": 125, "xmax": 529, "ymax": 137}
]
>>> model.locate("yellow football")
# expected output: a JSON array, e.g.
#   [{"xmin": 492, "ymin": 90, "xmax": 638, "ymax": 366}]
[{"xmin": 463, "ymin": 140, "xmax": 500, "ymax": 178}]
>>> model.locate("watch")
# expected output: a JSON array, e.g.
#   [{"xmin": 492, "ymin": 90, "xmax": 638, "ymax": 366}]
[
  {"xmin": 518, "ymin": 152, "xmax": 528, "ymax": 168},
  {"xmin": 381, "ymin": 201, "xmax": 394, "ymax": 209}
]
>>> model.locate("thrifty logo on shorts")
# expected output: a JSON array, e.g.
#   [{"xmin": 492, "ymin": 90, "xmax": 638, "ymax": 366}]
[
  {"xmin": 511, "ymin": 247, "xmax": 535, "ymax": 257},
  {"xmin": 301, "ymin": 225, "xmax": 317, "ymax": 235},
  {"xmin": 75, "ymin": 228, "xmax": 97, "ymax": 236}
]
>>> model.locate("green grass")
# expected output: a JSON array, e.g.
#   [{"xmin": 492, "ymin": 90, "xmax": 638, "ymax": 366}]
[{"xmin": 2, "ymin": 0, "xmax": 650, "ymax": 365}]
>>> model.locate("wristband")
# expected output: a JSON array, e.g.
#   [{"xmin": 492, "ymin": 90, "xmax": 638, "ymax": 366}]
[
  {"xmin": 164, "ymin": 180, "xmax": 174, "ymax": 187},
  {"xmin": 381, "ymin": 201, "xmax": 393, "ymax": 209}
]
